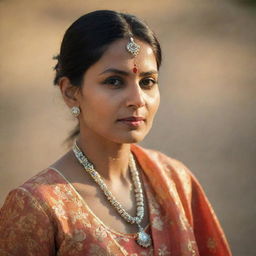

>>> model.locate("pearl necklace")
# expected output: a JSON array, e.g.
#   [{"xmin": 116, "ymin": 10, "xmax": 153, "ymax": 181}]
[{"xmin": 72, "ymin": 142, "xmax": 152, "ymax": 248}]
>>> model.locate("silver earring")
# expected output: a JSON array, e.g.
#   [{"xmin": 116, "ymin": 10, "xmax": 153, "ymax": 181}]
[{"xmin": 71, "ymin": 106, "xmax": 80, "ymax": 117}]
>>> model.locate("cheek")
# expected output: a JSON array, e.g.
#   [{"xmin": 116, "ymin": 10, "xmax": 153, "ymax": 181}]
[
  {"xmin": 148, "ymin": 90, "xmax": 160, "ymax": 116},
  {"xmin": 80, "ymin": 93, "xmax": 115, "ymax": 124}
]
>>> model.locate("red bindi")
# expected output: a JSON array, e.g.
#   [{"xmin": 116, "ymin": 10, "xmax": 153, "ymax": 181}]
[{"xmin": 133, "ymin": 64, "xmax": 138, "ymax": 73}]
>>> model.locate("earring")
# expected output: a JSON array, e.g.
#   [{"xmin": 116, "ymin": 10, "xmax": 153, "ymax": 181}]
[{"xmin": 71, "ymin": 106, "xmax": 80, "ymax": 117}]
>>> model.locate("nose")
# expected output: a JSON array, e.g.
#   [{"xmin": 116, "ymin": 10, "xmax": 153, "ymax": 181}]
[{"xmin": 126, "ymin": 82, "xmax": 145, "ymax": 109}]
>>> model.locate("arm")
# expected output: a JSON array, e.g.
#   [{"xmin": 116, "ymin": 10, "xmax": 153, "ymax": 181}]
[{"xmin": 0, "ymin": 188, "xmax": 55, "ymax": 256}]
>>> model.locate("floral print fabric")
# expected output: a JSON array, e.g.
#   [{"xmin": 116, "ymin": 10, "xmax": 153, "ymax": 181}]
[{"xmin": 0, "ymin": 144, "xmax": 232, "ymax": 255}]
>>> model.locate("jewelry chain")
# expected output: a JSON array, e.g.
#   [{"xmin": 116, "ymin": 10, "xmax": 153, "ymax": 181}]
[{"xmin": 72, "ymin": 142, "xmax": 145, "ymax": 225}]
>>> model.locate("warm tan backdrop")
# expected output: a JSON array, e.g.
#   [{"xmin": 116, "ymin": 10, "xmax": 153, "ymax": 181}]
[{"xmin": 1, "ymin": 1, "xmax": 255, "ymax": 255}]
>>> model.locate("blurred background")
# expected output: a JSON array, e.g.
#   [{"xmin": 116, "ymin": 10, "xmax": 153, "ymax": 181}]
[{"xmin": 0, "ymin": 0, "xmax": 255, "ymax": 255}]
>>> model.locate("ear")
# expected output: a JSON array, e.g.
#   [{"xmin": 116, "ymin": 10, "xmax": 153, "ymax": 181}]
[{"xmin": 59, "ymin": 77, "xmax": 81, "ymax": 108}]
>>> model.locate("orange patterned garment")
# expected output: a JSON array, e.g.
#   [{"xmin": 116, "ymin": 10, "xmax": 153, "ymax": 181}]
[{"xmin": 0, "ymin": 145, "xmax": 232, "ymax": 255}]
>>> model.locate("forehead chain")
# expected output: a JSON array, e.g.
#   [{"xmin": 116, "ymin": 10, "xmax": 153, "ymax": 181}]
[
  {"xmin": 126, "ymin": 37, "xmax": 140, "ymax": 73},
  {"xmin": 126, "ymin": 37, "xmax": 140, "ymax": 57}
]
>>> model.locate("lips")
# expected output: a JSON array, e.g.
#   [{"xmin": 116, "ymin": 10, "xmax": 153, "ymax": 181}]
[
  {"xmin": 117, "ymin": 116, "xmax": 145, "ymax": 122},
  {"xmin": 117, "ymin": 116, "xmax": 145, "ymax": 127}
]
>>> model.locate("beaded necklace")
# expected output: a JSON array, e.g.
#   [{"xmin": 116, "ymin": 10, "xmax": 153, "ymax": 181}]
[{"xmin": 72, "ymin": 142, "xmax": 152, "ymax": 248}]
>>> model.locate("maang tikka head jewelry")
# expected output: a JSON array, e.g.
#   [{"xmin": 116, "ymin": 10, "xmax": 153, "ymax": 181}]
[
  {"xmin": 126, "ymin": 37, "xmax": 140, "ymax": 73},
  {"xmin": 126, "ymin": 37, "xmax": 140, "ymax": 57}
]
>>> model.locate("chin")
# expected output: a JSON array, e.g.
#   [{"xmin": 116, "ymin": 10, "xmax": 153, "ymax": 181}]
[{"xmin": 113, "ymin": 130, "xmax": 148, "ymax": 144}]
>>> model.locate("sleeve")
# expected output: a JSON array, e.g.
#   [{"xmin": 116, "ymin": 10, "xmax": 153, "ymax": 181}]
[
  {"xmin": 0, "ymin": 188, "xmax": 56, "ymax": 256},
  {"xmin": 190, "ymin": 174, "xmax": 232, "ymax": 256}
]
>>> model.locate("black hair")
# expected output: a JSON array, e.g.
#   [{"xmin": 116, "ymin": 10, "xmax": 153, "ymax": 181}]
[{"xmin": 53, "ymin": 10, "xmax": 162, "ymax": 143}]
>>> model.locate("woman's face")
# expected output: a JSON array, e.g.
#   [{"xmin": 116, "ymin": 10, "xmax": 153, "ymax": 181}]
[{"xmin": 76, "ymin": 38, "xmax": 160, "ymax": 144}]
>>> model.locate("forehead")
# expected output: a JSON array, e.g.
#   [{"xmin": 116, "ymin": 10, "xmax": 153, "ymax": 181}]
[{"xmin": 92, "ymin": 38, "xmax": 157, "ymax": 72}]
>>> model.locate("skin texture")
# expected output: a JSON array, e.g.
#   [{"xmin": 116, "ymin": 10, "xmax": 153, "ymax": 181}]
[
  {"xmin": 77, "ymin": 39, "xmax": 160, "ymax": 145},
  {"xmin": 53, "ymin": 38, "xmax": 160, "ymax": 233}
]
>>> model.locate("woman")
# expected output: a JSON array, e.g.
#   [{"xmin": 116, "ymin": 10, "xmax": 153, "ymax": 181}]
[{"xmin": 0, "ymin": 10, "xmax": 231, "ymax": 256}]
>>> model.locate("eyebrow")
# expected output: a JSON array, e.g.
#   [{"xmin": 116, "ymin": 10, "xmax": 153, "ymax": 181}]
[{"xmin": 99, "ymin": 68, "xmax": 158, "ymax": 77}]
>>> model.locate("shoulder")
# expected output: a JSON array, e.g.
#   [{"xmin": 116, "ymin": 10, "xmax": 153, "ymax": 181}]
[
  {"xmin": 19, "ymin": 168, "xmax": 65, "ymax": 194},
  {"xmin": 3, "ymin": 168, "xmax": 66, "ymax": 213},
  {"xmin": 131, "ymin": 144, "xmax": 193, "ymax": 181},
  {"xmin": 132, "ymin": 145, "xmax": 214, "ymax": 207},
  {"xmin": 0, "ymin": 170, "xmax": 59, "ymax": 232},
  {"xmin": 1, "ymin": 167, "xmax": 76, "ymax": 223},
  {"xmin": 132, "ymin": 143, "xmax": 187, "ymax": 167}
]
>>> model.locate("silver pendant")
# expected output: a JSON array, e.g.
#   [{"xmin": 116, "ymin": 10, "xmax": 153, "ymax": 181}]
[
  {"xmin": 136, "ymin": 229, "xmax": 152, "ymax": 248},
  {"xmin": 126, "ymin": 37, "xmax": 140, "ymax": 57}
]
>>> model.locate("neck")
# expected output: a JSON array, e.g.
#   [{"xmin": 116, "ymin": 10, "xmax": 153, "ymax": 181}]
[{"xmin": 76, "ymin": 133, "xmax": 132, "ymax": 182}]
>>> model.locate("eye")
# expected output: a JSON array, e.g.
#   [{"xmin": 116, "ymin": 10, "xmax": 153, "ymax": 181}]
[
  {"xmin": 102, "ymin": 77, "xmax": 124, "ymax": 88},
  {"xmin": 140, "ymin": 77, "xmax": 157, "ymax": 89}
]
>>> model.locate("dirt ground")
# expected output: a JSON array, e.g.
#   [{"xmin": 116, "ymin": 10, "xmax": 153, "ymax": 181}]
[{"xmin": 0, "ymin": 0, "xmax": 255, "ymax": 255}]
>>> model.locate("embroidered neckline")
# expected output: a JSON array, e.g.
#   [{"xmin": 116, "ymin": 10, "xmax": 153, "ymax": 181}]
[{"xmin": 48, "ymin": 167, "xmax": 151, "ymax": 239}]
